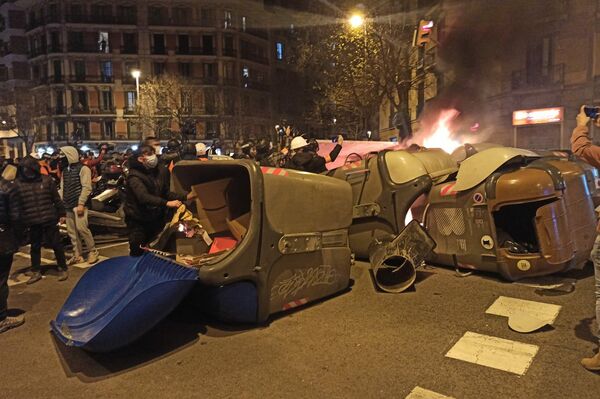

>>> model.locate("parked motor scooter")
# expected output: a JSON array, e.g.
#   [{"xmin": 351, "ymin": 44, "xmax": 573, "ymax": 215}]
[{"xmin": 88, "ymin": 162, "xmax": 127, "ymax": 233}]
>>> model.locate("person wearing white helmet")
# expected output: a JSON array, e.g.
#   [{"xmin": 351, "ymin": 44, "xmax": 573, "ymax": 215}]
[
  {"xmin": 195, "ymin": 142, "xmax": 207, "ymax": 158},
  {"xmin": 285, "ymin": 134, "xmax": 344, "ymax": 173}
]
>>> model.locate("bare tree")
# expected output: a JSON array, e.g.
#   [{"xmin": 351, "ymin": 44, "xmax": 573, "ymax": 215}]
[
  {"xmin": 135, "ymin": 74, "xmax": 204, "ymax": 141},
  {"xmin": 293, "ymin": 7, "xmax": 434, "ymax": 139},
  {"xmin": 0, "ymin": 86, "xmax": 49, "ymax": 153}
]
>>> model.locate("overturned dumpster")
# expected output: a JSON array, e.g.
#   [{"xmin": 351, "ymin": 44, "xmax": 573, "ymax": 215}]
[
  {"xmin": 424, "ymin": 147, "xmax": 598, "ymax": 281},
  {"xmin": 52, "ymin": 160, "xmax": 354, "ymax": 352},
  {"xmin": 327, "ymin": 149, "xmax": 453, "ymax": 292}
]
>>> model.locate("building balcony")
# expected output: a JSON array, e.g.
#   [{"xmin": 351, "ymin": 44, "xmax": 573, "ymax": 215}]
[
  {"xmin": 26, "ymin": 14, "xmax": 61, "ymax": 31},
  {"xmin": 151, "ymin": 46, "xmax": 167, "ymax": 55},
  {"xmin": 241, "ymin": 52, "xmax": 269, "ymax": 65},
  {"xmin": 67, "ymin": 44, "xmax": 102, "ymax": 53},
  {"xmin": 28, "ymin": 46, "xmax": 47, "ymax": 58},
  {"xmin": 47, "ymin": 106, "xmax": 66, "ymax": 115},
  {"xmin": 48, "ymin": 44, "xmax": 62, "ymax": 54},
  {"xmin": 222, "ymin": 48, "xmax": 237, "ymax": 57},
  {"xmin": 69, "ymin": 75, "xmax": 114, "ymax": 83},
  {"xmin": 92, "ymin": 106, "xmax": 116, "ymax": 114},
  {"xmin": 176, "ymin": 47, "xmax": 215, "ymax": 56},
  {"xmin": 120, "ymin": 46, "xmax": 138, "ymax": 54},
  {"xmin": 243, "ymin": 80, "xmax": 270, "ymax": 91},
  {"xmin": 149, "ymin": 16, "xmax": 194, "ymax": 26},
  {"xmin": 65, "ymin": 14, "xmax": 131, "ymax": 25},
  {"xmin": 223, "ymin": 78, "xmax": 238, "ymax": 87},
  {"xmin": 70, "ymin": 105, "xmax": 90, "ymax": 114},
  {"xmin": 511, "ymin": 64, "xmax": 564, "ymax": 91},
  {"xmin": 245, "ymin": 28, "xmax": 269, "ymax": 40},
  {"xmin": 200, "ymin": 76, "xmax": 219, "ymax": 85}
]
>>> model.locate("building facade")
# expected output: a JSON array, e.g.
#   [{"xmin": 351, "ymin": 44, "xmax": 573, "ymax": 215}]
[{"xmin": 0, "ymin": 0, "xmax": 288, "ymax": 150}]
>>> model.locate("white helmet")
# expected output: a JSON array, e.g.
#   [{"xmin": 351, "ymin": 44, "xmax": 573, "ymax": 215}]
[
  {"xmin": 195, "ymin": 142, "xmax": 207, "ymax": 156},
  {"xmin": 290, "ymin": 136, "xmax": 308, "ymax": 150}
]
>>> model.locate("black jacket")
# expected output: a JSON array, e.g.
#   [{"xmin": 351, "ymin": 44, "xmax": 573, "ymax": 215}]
[
  {"xmin": 11, "ymin": 156, "xmax": 66, "ymax": 227},
  {"xmin": 124, "ymin": 157, "xmax": 186, "ymax": 223},
  {"xmin": 0, "ymin": 178, "xmax": 18, "ymax": 255},
  {"xmin": 285, "ymin": 151, "xmax": 327, "ymax": 174}
]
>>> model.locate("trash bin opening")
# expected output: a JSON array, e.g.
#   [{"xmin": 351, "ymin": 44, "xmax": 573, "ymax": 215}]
[
  {"xmin": 170, "ymin": 164, "xmax": 253, "ymax": 265},
  {"xmin": 493, "ymin": 198, "xmax": 557, "ymax": 254},
  {"xmin": 374, "ymin": 256, "xmax": 417, "ymax": 293}
]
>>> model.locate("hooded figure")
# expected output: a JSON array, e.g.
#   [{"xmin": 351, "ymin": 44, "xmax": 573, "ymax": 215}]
[
  {"xmin": 11, "ymin": 156, "xmax": 67, "ymax": 284},
  {"xmin": 59, "ymin": 146, "xmax": 98, "ymax": 266}
]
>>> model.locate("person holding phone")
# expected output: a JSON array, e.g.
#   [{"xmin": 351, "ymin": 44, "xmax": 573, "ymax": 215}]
[
  {"xmin": 571, "ymin": 105, "xmax": 600, "ymax": 371},
  {"xmin": 285, "ymin": 134, "xmax": 344, "ymax": 173}
]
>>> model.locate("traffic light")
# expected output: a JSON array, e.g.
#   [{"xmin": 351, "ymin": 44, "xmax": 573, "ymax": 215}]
[{"xmin": 414, "ymin": 19, "xmax": 434, "ymax": 47}]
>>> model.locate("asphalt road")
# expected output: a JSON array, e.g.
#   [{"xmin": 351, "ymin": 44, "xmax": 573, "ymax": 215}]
[{"xmin": 1, "ymin": 242, "xmax": 599, "ymax": 398}]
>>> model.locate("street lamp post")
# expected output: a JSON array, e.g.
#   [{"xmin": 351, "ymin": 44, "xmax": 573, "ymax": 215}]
[
  {"xmin": 131, "ymin": 69, "xmax": 141, "ymax": 105},
  {"xmin": 348, "ymin": 13, "xmax": 368, "ymax": 140}
]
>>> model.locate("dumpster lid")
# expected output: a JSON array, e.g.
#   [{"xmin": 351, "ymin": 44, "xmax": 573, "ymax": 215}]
[
  {"xmin": 384, "ymin": 149, "xmax": 458, "ymax": 185},
  {"xmin": 454, "ymin": 147, "xmax": 540, "ymax": 192},
  {"xmin": 451, "ymin": 142, "xmax": 505, "ymax": 164}
]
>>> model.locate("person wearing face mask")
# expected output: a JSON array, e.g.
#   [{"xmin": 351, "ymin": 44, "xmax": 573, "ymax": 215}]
[
  {"xmin": 11, "ymin": 156, "xmax": 68, "ymax": 284},
  {"xmin": 143, "ymin": 136, "xmax": 163, "ymax": 162},
  {"xmin": 124, "ymin": 145, "xmax": 193, "ymax": 256}
]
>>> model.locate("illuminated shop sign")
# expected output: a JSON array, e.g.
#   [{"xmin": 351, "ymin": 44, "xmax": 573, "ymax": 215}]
[{"xmin": 512, "ymin": 107, "xmax": 563, "ymax": 126}]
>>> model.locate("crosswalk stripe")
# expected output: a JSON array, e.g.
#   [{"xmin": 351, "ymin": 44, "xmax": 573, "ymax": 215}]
[
  {"xmin": 406, "ymin": 386, "xmax": 454, "ymax": 399},
  {"xmin": 445, "ymin": 331, "xmax": 539, "ymax": 375},
  {"xmin": 486, "ymin": 296, "xmax": 561, "ymax": 325},
  {"xmin": 15, "ymin": 252, "xmax": 54, "ymax": 264}
]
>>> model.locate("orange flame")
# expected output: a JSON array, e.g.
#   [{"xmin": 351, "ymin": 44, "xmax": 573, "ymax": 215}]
[{"xmin": 422, "ymin": 109, "xmax": 462, "ymax": 154}]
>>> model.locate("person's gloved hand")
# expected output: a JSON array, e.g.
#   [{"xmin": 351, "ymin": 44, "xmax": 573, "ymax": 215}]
[
  {"xmin": 337, "ymin": 135, "xmax": 344, "ymax": 145},
  {"xmin": 577, "ymin": 105, "xmax": 590, "ymax": 127}
]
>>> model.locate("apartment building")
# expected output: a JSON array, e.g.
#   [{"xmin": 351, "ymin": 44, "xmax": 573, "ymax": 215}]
[{"xmin": 0, "ymin": 0, "xmax": 285, "ymax": 149}]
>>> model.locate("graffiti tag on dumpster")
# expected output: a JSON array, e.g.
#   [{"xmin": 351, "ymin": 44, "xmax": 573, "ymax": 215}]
[{"xmin": 271, "ymin": 265, "xmax": 337, "ymax": 300}]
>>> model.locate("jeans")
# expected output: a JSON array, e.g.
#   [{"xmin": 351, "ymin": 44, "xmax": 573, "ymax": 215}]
[
  {"xmin": 30, "ymin": 223, "xmax": 67, "ymax": 272},
  {"xmin": 591, "ymin": 235, "xmax": 600, "ymax": 346},
  {"xmin": 0, "ymin": 254, "xmax": 13, "ymax": 321},
  {"xmin": 65, "ymin": 209, "xmax": 96, "ymax": 257}
]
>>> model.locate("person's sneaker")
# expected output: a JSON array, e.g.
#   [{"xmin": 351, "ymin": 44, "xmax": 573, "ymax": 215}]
[
  {"xmin": 26, "ymin": 271, "xmax": 42, "ymax": 285},
  {"xmin": 57, "ymin": 269, "xmax": 69, "ymax": 282},
  {"xmin": 0, "ymin": 315, "xmax": 24, "ymax": 334},
  {"xmin": 86, "ymin": 250, "xmax": 100, "ymax": 265},
  {"xmin": 67, "ymin": 255, "xmax": 84, "ymax": 266},
  {"xmin": 581, "ymin": 352, "xmax": 600, "ymax": 371}
]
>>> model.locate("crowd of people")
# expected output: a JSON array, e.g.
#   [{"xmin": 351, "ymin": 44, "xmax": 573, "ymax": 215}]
[{"xmin": 0, "ymin": 126, "xmax": 346, "ymax": 335}]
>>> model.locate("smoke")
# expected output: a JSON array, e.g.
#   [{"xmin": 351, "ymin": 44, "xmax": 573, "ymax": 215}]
[{"xmin": 418, "ymin": 0, "xmax": 543, "ymax": 144}]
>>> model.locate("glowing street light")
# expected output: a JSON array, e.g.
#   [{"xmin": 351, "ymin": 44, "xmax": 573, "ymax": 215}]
[
  {"xmin": 348, "ymin": 13, "xmax": 365, "ymax": 29},
  {"xmin": 131, "ymin": 69, "xmax": 141, "ymax": 103}
]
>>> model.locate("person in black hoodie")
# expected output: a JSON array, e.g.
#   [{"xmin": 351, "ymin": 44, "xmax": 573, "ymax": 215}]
[
  {"xmin": 124, "ymin": 145, "xmax": 191, "ymax": 256},
  {"xmin": 0, "ymin": 165, "xmax": 24, "ymax": 333},
  {"xmin": 285, "ymin": 135, "xmax": 344, "ymax": 173},
  {"xmin": 11, "ymin": 156, "xmax": 67, "ymax": 284}
]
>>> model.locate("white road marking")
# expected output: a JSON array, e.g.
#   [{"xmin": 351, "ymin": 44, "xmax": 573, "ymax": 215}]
[
  {"xmin": 445, "ymin": 331, "xmax": 539, "ymax": 375},
  {"xmin": 8, "ymin": 274, "xmax": 29, "ymax": 287},
  {"xmin": 486, "ymin": 296, "xmax": 561, "ymax": 325},
  {"xmin": 406, "ymin": 386, "xmax": 454, "ymax": 399},
  {"xmin": 96, "ymin": 242, "xmax": 129, "ymax": 250},
  {"xmin": 15, "ymin": 252, "xmax": 54, "ymax": 265}
]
